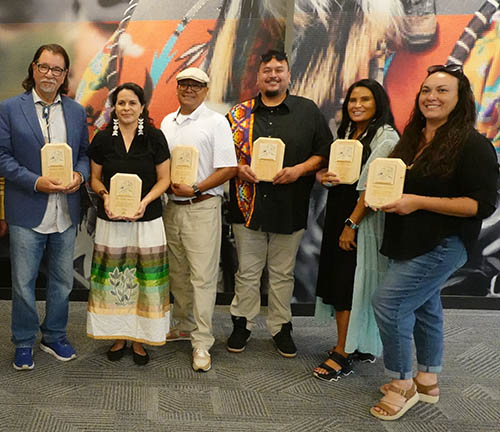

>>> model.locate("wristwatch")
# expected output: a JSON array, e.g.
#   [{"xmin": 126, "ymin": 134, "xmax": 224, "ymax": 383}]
[
  {"xmin": 344, "ymin": 218, "xmax": 359, "ymax": 230},
  {"xmin": 192, "ymin": 184, "xmax": 202, "ymax": 197}
]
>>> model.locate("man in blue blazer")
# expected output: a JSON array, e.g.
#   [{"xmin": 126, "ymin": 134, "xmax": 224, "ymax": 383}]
[{"xmin": 0, "ymin": 44, "xmax": 89, "ymax": 370}]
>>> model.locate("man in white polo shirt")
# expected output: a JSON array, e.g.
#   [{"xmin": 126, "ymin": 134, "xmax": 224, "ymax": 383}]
[{"xmin": 160, "ymin": 67, "xmax": 237, "ymax": 372}]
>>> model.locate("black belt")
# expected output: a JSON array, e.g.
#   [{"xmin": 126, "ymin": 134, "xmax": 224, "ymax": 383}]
[{"xmin": 171, "ymin": 194, "xmax": 215, "ymax": 205}]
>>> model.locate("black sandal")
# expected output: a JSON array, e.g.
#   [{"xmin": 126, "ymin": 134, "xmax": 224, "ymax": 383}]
[
  {"xmin": 313, "ymin": 352, "xmax": 353, "ymax": 382},
  {"xmin": 327, "ymin": 349, "xmax": 376, "ymax": 364},
  {"xmin": 351, "ymin": 350, "xmax": 376, "ymax": 364}
]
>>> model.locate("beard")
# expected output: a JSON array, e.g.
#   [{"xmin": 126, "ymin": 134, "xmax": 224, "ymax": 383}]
[
  {"xmin": 38, "ymin": 80, "xmax": 58, "ymax": 93},
  {"xmin": 264, "ymin": 89, "xmax": 280, "ymax": 98}
]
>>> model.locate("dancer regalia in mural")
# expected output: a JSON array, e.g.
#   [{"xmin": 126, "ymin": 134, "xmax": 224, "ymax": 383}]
[{"xmin": 3, "ymin": 0, "xmax": 496, "ymax": 299}]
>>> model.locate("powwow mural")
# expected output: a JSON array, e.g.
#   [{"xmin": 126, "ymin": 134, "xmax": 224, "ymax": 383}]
[{"xmin": 0, "ymin": 0, "xmax": 499, "ymax": 302}]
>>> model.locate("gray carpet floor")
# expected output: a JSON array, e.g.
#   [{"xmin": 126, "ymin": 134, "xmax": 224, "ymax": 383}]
[{"xmin": 0, "ymin": 301, "xmax": 499, "ymax": 432}]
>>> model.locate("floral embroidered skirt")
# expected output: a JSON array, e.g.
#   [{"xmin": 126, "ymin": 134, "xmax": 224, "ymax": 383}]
[{"xmin": 87, "ymin": 217, "xmax": 170, "ymax": 345}]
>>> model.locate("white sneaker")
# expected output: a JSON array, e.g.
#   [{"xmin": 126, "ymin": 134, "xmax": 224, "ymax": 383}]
[{"xmin": 192, "ymin": 348, "xmax": 211, "ymax": 372}]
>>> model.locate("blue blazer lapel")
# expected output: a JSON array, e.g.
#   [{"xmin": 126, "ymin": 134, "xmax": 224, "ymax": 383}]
[
  {"xmin": 20, "ymin": 92, "xmax": 45, "ymax": 146},
  {"xmin": 61, "ymin": 96, "xmax": 75, "ymax": 147}
]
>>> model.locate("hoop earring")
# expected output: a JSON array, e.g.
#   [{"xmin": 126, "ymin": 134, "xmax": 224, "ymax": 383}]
[
  {"xmin": 138, "ymin": 117, "xmax": 144, "ymax": 136},
  {"xmin": 112, "ymin": 118, "xmax": 119, "ymax": 136}
]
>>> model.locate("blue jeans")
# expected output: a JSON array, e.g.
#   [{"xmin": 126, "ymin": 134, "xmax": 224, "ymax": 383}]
[
  {"xmin": 9, "ymin": 224, "xmax": 76, "ymax": 348},
  {"xmin": 372, "ymin": 236, "xmax": 467, "ymax": 379}
]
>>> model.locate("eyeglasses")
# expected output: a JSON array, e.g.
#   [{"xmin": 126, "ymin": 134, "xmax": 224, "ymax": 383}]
[
  {"xmin": 260, "ymin": 51, "xmax": 288, "ymax": 63},
  {"xmin": 35, "ymin": 62, "xmax": 66, "ymax": 77},
  {"xmin": 177, "ymin": 82, "xmax": 206, "ymax": 92},
  {"xmin": 427, "ymin": 64, "xmax": 463, "ymax": 75}
]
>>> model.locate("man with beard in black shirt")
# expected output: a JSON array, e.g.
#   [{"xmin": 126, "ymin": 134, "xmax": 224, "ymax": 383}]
[{"xmin": 226, "ymin": 50, "xmax": 332, "ymax": 357}]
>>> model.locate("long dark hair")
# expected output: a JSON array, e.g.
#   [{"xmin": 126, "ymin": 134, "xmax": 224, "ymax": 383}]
[
  {"xmin": 337, "ymin": 79, "xmax": 397, "ymax": 164},
  {"xmin": 22, "ymin": 44, "xmax": 70, "ymax": 94},
  {"xmin": 108, "ymin": 82, "xmax": 154, "ymax": 129},
  {"xmin": 390, "ymin": 69, "xmax": 476, "ymax": 178}
]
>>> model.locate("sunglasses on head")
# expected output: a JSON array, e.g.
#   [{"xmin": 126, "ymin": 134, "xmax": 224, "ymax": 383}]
[
  {"xmin": 260, "ymin": 51, "xmax": 288, "ymax": 63},
  {"xmin": 427, "ymin": 64, "xmax": 463, "ymax": 75}
]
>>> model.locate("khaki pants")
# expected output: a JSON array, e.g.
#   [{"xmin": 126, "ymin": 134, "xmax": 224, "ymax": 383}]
[
  {"xmin": 163, "ymin": 196, "xmax": 222, "ymax": 350},
  {"xmin": 230, "ymin": 224, "xmax": 304, "ymax": 335}
]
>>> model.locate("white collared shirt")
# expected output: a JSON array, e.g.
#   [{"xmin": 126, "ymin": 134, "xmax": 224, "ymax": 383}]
[
  {"xmin": 160, "ymin": 103, "xmax": 236, "ymax": 201},
  {"xmin": 32, "ymin": 89, "xmax": 72, "ymax": 234}
]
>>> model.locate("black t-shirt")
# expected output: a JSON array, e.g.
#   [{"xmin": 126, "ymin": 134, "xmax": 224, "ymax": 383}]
[
  {"xmin": 381, "ymin": 130, "xmax": 498, "ymax": 260},
  {"xmin": 228, "ymin": 94, "xmax": 332, "ymax": 234},
  {"xmin": 88, "ymin": 127, "xmax": 170, "ymax": 221}
]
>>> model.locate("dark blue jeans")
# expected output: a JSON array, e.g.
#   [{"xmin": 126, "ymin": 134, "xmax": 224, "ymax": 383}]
[
  {"xmin": 9, "ymin": 224, "xmax": 76, "ymax": 348},
  {"xmin": 373, "ymin": 236, "xmax": 467, "ymax": 379}
]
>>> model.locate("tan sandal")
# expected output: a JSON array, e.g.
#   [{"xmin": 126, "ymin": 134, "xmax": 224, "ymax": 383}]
[
  {"xmin": 370, "ymin": 383, "xmax": 419, "ymax": 421},
  {"xmin": 380, "ymin": 378, "xmax": 439, "ymax": 403},
  {"xmin": 414, "ymin": 380, "xmax": 439, "ymax": 403}
]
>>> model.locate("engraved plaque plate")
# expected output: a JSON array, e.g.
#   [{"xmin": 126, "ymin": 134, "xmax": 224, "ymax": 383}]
[
  {"xmin": 109, "ymin": 173, "xmax": 142, "ymax": 218},
  {"xmin": 41, "ymin": 143, "xmax": 73, "ymax": 187},
  {"xmin": 171, "ymin": 146, "xmax": 199, "ymax": 185},
  {"xmin": 365, "ymin": 158, "xmax": 406, "ymax": 208},
  {"xmin": 328, "ymin": 139, "xmax": 363, "ymax": 184},
  {"xmin": 251, "ymin": 137, "xmax": 285, "ymax": 182}
]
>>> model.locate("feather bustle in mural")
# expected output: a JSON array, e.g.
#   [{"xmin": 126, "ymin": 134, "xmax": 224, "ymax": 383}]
[{"xmin": 75, "ymin": 0, "xmax": 138, "ymax": 133}]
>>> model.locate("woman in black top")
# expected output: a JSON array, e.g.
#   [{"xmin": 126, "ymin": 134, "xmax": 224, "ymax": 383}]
[
  {"xmin": 86, "ymin": 83, "xmax": 171, "ymax": 365},
  {"xmin": 370, "ymin": 66, "xmax": 498, "ymax": 420},
  {"xmin": 314, "ymin": 79, "xmax": 399, "ymax": 381}
]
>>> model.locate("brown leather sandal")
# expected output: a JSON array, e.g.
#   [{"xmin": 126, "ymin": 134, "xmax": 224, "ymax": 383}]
[
  {"xmin": 380, "ymin": 378, "xmax": 439, "ymax": 403},
  {"xmin": 414, "ymin": 380, "xmax": 439, "ymax": 403},
  {"xmin": 370, "ymin": 383, "xmax": 419, "ymax": 421}
]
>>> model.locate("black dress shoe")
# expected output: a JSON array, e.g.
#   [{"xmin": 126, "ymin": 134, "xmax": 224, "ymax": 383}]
[
  {"xmin": 133, "ymin": 348, "xmax": 149, "ymax": 366},
  {"xmin": 107, "ymin": 342, "xmax": 127, "ymax": 361}
]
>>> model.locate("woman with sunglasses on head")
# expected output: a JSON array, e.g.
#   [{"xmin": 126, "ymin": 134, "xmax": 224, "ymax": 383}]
[
  {"xmin": 370, "ymin": 65, "xmax": 498, "ymax": 420},
  {"xmin": 86, "ymin": 82, "xmax": 171, "ymax": 365},
  {"xmin": 314, "ymin": 79, "xmax": 399, "ymax": 381}
]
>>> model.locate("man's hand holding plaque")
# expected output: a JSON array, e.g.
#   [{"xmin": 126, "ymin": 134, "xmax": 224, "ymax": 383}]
[
  {"xmin": 328, "ymin": 139, "xmax": 363, "ymax": 184},
  {"xmin": 365, "ymin": 158, "xmax": 406, "ymax": 209},
  {"xmin": 237, "ymin": 164, "xmax": 259, "ymax": 183},
  {"xmin": 62, "ymin": 172, "xmax": 84, "ymax": 195}
]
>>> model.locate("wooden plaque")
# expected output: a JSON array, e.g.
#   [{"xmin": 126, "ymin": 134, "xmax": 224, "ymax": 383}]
[
  {"xmin": 251, "ymin": 137, "xmax": 285, "ymax": 182},
  {"xmin": 170, "ymin": 146, "xmax": 199, "ymax": 185},
  {"xmin": 109, "ymin": 173, "xmax": 142, "ymax": 218},
  {"xmin": 365, "ymin": 158, "xmax": 406, "ymax": 208},
  {"xmin": 328, "ymin": 139, "xmax": 363, "ymax": 184},
  {"xmin": 41, "ymin": 143, "xmax": 73, "ymax": 187}
]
